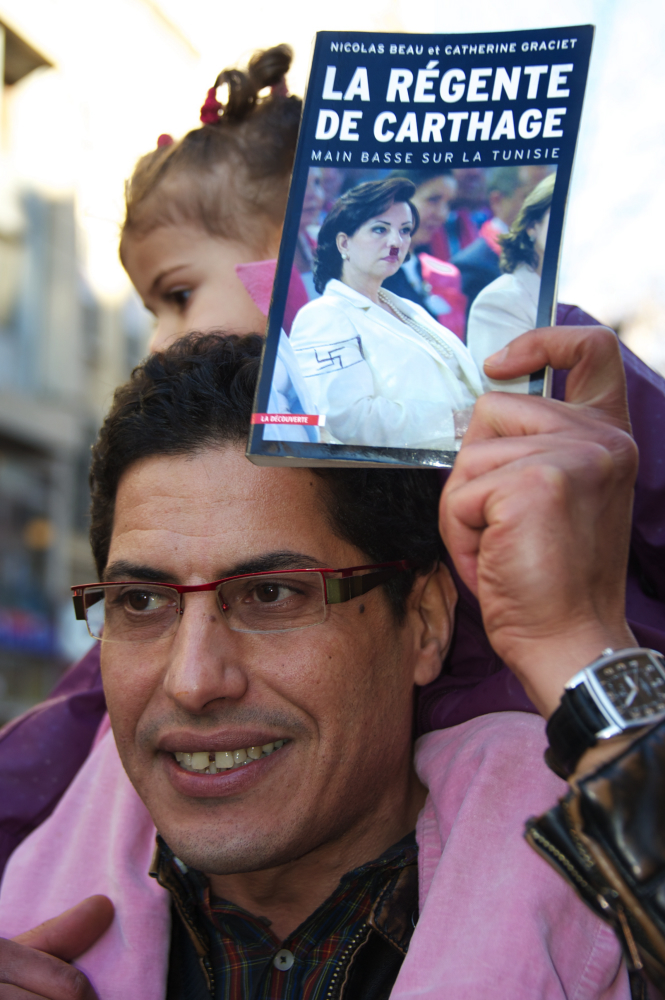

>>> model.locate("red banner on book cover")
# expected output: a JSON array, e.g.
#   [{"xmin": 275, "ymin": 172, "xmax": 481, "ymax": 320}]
[{"xmin": 252, "ymin": 413, "xmax": 326, "ymax": 426}]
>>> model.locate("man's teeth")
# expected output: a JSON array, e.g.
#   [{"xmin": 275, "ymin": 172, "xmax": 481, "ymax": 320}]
[{"xmin": 174, "ymin": 741, "xmax": 286, "ymax": 773}]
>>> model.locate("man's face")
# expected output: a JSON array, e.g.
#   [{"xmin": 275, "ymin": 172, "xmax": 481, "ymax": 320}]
[
  {"xmin": 411, "ymin": 176, "xmax": 458, "ymax": 246},
  {"xmin": 102, "ymin": 446, "xmax": 441, "ymax": 876},
  {"xmin": 122, "ymin": 224, "xmax": 279, "ymax": 352},
  {"xmin": 452, "ymin": 167, "xmax": 487, "ymax": 206},
  {"xmin": 338, "ymin": 201, "xmax": 414, "ymax": 287},
  {"xmin": 300, "ymin": 169, "xmax": 325, "ymax": 230},
  {"xmin": 490, "ymin": 184, "xmax": 529, "ymax": 228}
]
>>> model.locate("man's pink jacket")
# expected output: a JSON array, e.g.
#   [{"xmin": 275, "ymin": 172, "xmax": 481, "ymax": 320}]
[{"xmin": 0, "ymin": 712, "xmax": 628, "ymax": 999}]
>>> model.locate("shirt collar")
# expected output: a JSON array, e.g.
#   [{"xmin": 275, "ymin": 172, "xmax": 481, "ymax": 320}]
[
  {"xmin": 324, "ymin": 278, "xmax": 376, "ymax": 310},
  {"xmin": 151, "ymin": 829, "xmax": 417, "ymax": 942},
  {"xmin": 323, "ymin": 279, "xmax": 430, "ymax": 334}
]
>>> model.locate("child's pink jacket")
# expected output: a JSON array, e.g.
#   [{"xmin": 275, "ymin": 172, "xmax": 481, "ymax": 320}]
[{"xmin": 0, "ymin": 712, "xmax": 628, "ymax": 999}]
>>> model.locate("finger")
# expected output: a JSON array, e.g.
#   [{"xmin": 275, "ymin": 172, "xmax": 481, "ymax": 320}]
[
  {"xmin": 0, "ymin": 939, "xmax": 98, "ymax": 1000},
  {"xmin": 483, "ymin": 326, "xmax": 630, "ymax": 430},
  {"xmin": 452, "ymin": 428, "xmax": 605, "ymax": 480},
  {"xmin": 13, "ymin": 897, "xmax": 113, "ymax": 963},
  {"xmin": 0, "ymin": 987, "xmax": 59, "ymax": 999},
  {"xmin": 441, "ymin": 439, "xmax": 622, "ymax": 594},
  {"xmin": 0, "ymin": 988, "xmax": 82, "ymax": 1000},
  {"xmin": 462, "ymin": 391, "xmax": 586, "ymax": 446},
  {"xmin": 452, "ymin": 427, "xmax": 636, "ymax": 495},
  {"xmin": 459, "ymin": 391, "xmax": 636, "ymax": 464}
]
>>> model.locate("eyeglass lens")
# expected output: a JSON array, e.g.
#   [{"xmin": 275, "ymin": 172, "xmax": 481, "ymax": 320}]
[{"xmin": 82, "ymin": 572, "xmax": 328, "ymax": 641}]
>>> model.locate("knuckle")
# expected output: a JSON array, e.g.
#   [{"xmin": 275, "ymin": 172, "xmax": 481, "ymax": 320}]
[
  {"xmin": 53, "ymin": 962, "xmax": 92, "ymax": 999},
  {"xmin": 587, "ymin": 325, "xmax": 620, "ymax": 356},
  {"xmin": 0, "ymin": 937, "xmax": 27, "ymax": 983},
  {"xmin": 615, "ymin": 427, "xmax": 639, "ymax": 469},
  {"xmin": 578, "ymin": 323, "xmax": 610, "ymax": 342},
  {"xmin": 587, "ymin": 426, "xmax": 638, "ymax": 481},
  {"xmin": 0, "ymin": 938, "xmax": 91, "ymax": 999},
  {"xmin": 520, "ymin": 461, "xmax": 569, "ymax": 500},
  {"xmin": 469, "ymin": 392, "xmax": 493, "ymax": 420}
]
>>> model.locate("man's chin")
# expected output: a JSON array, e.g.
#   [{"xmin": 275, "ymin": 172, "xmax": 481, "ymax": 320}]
[{"xmin": 157, "ymin": 822, "xmax": 317, "ymax": 877}]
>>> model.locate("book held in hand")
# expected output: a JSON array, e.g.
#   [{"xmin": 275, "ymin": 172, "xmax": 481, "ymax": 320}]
[{"xmin": 248, "ymin": 25, "xmax": 594, "ymax": 468}]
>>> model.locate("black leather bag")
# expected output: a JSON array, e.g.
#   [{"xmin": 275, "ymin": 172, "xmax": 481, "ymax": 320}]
[{"xmin": 525, "ymin": 719, "xmax": 665, "ymax": 999}]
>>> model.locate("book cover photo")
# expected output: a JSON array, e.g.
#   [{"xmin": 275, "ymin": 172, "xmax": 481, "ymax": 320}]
[{"xmin": 248, "ymin": 26, "xmax": 594, "ymax": 468}]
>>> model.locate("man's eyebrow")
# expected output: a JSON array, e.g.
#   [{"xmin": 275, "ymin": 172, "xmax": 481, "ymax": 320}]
[
  {"xmin": 102, "ymin": 552, "xmax": 326, "ymax": 584},
  {"xmin": 219, "ymin": 552, "xmax": 326, "ymax": 577},
  {"xmin": 103, "ymin": 561, "xmax": 178, "ymax": 584}
]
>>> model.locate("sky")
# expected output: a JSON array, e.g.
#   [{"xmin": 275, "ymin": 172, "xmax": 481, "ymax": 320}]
[{"xmin": 1, "ymin": 0, "xmax": 664, "ymax": 361}]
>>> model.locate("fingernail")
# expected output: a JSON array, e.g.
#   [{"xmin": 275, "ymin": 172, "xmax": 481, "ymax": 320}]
[{"xmin": 484, "ymin": 346, "xmax": 508, "ymax": 368}]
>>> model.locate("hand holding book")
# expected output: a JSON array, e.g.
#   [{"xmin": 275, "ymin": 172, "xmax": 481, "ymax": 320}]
[{"xmin": 440, "ymin": 325, "xmax": 637, "ymax": 718}]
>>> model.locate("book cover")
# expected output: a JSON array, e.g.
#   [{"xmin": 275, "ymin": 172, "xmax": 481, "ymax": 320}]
[{"xmin": 248, "ymin": 26, "xmax": 594, "ymax": 468}]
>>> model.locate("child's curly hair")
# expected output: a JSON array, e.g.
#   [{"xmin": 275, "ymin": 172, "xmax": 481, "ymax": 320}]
[{"xmin": 121, "ymin": 44, "xmax": 301, "ymax": 258}]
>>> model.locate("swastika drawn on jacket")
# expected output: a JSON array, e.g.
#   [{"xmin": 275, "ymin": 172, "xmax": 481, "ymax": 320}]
[{"xmin": 294, "ymin": 337, "xmax": 365, "ymax": 378}]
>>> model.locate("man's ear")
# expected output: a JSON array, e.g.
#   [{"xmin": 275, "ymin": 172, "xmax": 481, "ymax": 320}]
[{"xmin": 408, "ymin": 564, "xmax": 457, "ymax": 688}]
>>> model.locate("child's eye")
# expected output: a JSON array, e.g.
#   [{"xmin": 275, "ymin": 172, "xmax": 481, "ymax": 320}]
[{"xmin": 165, "ymin": 288, "xmax": 192, "ymax": 310}]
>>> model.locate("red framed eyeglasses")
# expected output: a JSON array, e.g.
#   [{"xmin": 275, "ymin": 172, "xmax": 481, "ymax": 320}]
[{"xmin": 71, "ymin": 560, "xmax": 415, "ymax": 641}]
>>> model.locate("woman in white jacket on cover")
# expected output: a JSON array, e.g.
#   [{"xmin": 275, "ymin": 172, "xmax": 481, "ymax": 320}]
[
  {"xmin": 466, "ymin": 173, "xmax": 554, "ymax": 394},
  {"xmin": 289, "ymin": 177, "xmax": 484, "ymax": 450}
]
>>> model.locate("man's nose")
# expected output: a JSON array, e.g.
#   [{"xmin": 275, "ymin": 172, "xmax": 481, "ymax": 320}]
[{"xmin": 162, "ymin": 592, "xmax": 249, "ymax": 711}]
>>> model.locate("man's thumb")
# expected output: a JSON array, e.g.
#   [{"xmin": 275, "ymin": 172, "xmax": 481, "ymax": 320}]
[{"xmin": 12, "ymin": 895, "xmax": 114, "ymax": 961}]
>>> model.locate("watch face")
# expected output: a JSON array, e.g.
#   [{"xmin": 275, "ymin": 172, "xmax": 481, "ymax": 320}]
[{"xmin": 594, "ymin": 654, "xmax": 665, "ymax": 723}]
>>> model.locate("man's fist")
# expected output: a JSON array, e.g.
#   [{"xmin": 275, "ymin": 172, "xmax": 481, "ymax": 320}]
[
  {"xmin": 0, "ymin": 895, "xmax": 113, "ymax": 999},
  {"xmin": 441, "ymin": 326, "xmax": 638, "ymax": 718}
]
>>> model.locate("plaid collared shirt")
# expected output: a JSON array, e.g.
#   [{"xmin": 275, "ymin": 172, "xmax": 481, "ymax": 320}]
[{"xmin": 152, "ymin": 833, "xmax": 418, "ymax": 1000}]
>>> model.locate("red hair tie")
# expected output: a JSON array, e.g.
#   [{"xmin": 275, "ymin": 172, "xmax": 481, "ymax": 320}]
[
  {"xmin": 200, "ymin": 86, "xmax": 222, "ymax": 124},
  {"xmin": 270, "ymin": 78, "xmax": 289, "ymax": 97},
  {"xmin": 157, "ymin": 133, "xmax": 174, "ymax": 148}
]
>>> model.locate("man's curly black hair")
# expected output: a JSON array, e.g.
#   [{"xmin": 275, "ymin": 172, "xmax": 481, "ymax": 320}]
[{"xmin": 89, "ymin": 332, "xmax": 445, "ymax": 621}]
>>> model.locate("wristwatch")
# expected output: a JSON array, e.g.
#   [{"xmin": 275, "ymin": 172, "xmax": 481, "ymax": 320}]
[{"xmin": 545, "ymin": 647, "xmax": 665, "ymax": 777}]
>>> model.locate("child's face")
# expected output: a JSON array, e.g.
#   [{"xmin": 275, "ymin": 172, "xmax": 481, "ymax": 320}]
[{"xmin": 122, "ymin": 224, "xmax": 278, "ymax": 351}]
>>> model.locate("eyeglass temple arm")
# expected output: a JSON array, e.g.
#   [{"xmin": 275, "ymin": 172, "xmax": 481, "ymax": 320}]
[
  {"xmin": 325, "ymin": 567, "xmax": 407, "ymax": 605},
  {"xmin": 72, "ymin": 590, "xmax": 105, "ymax": 620}
]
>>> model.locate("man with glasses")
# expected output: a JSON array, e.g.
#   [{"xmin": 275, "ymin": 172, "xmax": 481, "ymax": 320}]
[{"xmin": 0, "ymin": 327, "xmax": 639, "ymax": 998}]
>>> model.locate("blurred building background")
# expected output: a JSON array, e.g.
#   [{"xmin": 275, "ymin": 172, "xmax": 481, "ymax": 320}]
[
  {"xmin": 0, "ymin": 0, "xmax": 663, "ymax": 722},
  {"xmin": 0, "ymin": 15, "xmax": 152, "ymax": 721}
]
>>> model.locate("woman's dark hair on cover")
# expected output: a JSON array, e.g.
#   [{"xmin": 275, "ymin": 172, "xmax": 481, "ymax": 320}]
[
  {"xmin": 89, "ymin": 334, "xmax": 443, "ymax": 621},
  {"xmin": 499, "ymin": 173, "xmax": 555, "ymax": 274},
  {"xmin": 312, "ymin": 177, "xmax": 420, "ymax": 294}
]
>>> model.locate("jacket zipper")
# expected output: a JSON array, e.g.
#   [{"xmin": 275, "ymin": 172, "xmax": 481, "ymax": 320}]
[
  {"xmin": 325, "ymin": 923, "xmax": 371, "ymax": 1000},
  {"xmin": 528, "ymin": 825, "xmax": 647, "ymax": 998},
  {"xmin": 527, "ymin": 826, "xmax": 600, "ymax": 899}
]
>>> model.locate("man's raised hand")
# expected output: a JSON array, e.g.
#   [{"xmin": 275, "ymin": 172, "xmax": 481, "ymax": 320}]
[
  {"xmin": 440, "ymin": 326, "xmax": 638, "ymax": 718},
  {"xmin": 0, "ymin": 895, "xmax": 113, "ymax": 999}
]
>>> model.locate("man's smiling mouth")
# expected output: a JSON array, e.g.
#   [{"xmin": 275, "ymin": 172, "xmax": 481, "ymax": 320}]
[{"xmin": 174, "ymin": 741, "xmax": 287, "ymax": 774}]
